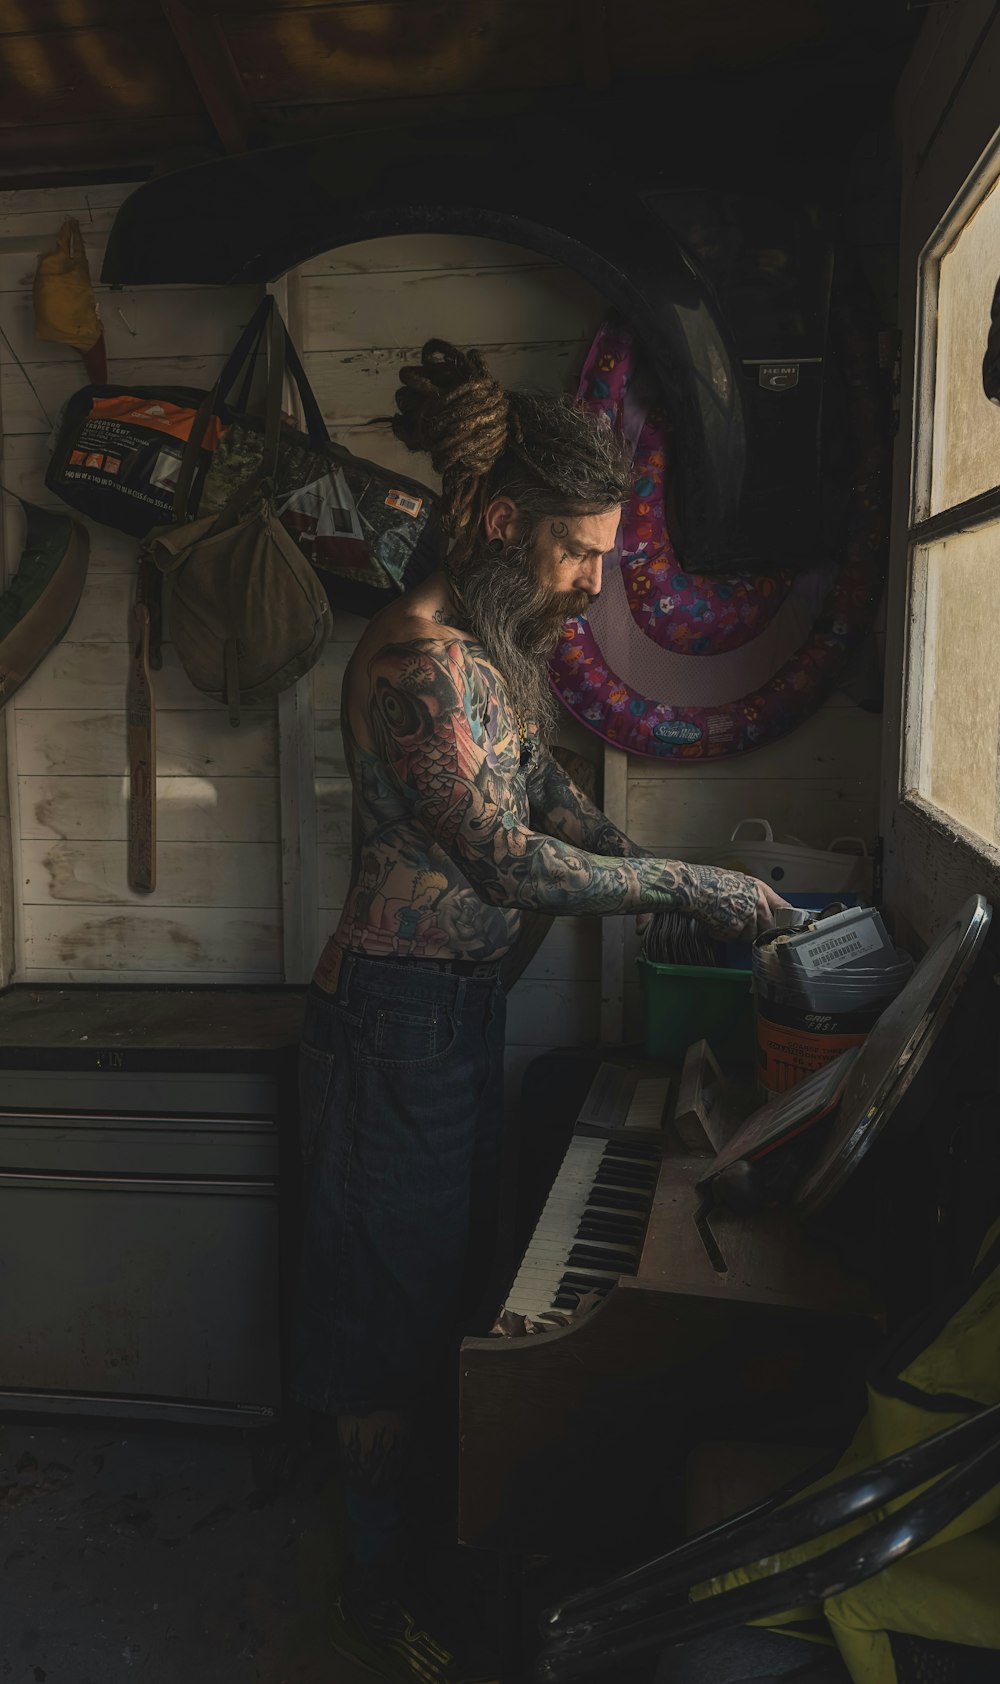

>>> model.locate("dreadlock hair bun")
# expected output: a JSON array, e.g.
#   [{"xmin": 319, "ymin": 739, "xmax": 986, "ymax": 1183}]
[{"xmin": 393, "ymin": 339, "xmax": 511, "ymax": 551}]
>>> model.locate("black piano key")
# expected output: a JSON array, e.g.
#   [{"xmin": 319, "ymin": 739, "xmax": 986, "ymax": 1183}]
[
  {"xmin": 558, "ymin": 1270, "xmax": 618, "ymax": 1292},
  {"xmin": 593, "ymin": 1176, "xmax": 657, "ymax": 1198},
  {"xmin": 592, "ymin": 1180, "xmax": 652, "ymax": 1200},
  {"xmin": 582, "ymin": 1199, "xmax": 646, "ymax": 1212},
  {"xmin": 576, "ymin": 1235, "xmax": 641, "ymax": 1255},
  {"xmin": 568, "ymin": 1246, "xmax": 636, "ymax": 1271},
  {"xmin": 587, "ymin": 1190, "xmax": 648, "ymax": 1212},
  {"xmin": 576, "ymin": 1218, "xmax": 644, "ymax": 1241},
  {"xmin": 577, "ymin": 1207, "xmax": 644, "ymax": 1226},
  {"xmin": 604, "ymin": 1139, "xmax": 661, "ymax": 1157},
  {"xmin": 595, "ymin": 1164, "xmax": 657, "ymax": 1186},
  {"xmin": 571, "ymin": 1231, "xmax": 640, "ymax": 1252},
  {"xmin": 599, "ymin": 1168, "xmax": 657, "ymax": 1187},
  {"xmin": 569, "ymin": 1237, "xmax": 638, "ymax": 1258}
]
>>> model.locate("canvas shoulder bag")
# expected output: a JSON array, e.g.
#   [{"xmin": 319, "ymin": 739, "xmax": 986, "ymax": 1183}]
[{"xmin": 142, "ymin": 301, "xmax": 330, "ymax": 724}]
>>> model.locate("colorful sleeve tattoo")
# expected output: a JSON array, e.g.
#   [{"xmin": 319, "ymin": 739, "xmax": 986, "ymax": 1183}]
[
  {"xmin": 364, "ymin": 634, "xmax": 760, "ymax": 941},
  {"xmin": 525, "ymin": 746, "xmax": 648, "ymax": 858}
]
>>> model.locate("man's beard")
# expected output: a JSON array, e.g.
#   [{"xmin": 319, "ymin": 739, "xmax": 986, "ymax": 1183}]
[{"xmin": 454, "ymin": 535, "xmax": 591, "ymax": 742}]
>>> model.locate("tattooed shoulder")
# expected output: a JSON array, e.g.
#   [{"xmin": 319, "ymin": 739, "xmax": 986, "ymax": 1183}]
[{"xmin": 362, "ymin": 632, "xmax": 520, "ymax": 771}]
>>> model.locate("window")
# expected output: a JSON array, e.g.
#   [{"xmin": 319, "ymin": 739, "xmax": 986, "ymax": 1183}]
[{"xmin": 907, "ymin": 141, "xmax": 1000, "ymax": 851}]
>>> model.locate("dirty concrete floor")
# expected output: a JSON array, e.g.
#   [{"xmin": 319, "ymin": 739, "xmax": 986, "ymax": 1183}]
[{"xmin": 0, "ymin": 1414, "xmax": 374, "ymax": 1684}]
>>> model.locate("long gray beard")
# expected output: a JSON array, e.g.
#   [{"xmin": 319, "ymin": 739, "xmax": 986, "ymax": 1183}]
[{"xmin": 454, "ymin": 536, "xmax": 590, "ymax": 743}]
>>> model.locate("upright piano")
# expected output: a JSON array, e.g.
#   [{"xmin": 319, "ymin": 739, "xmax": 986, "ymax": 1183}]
[{"xmin": 459, "ymin": 1058, "xmax": 879, "ymax": 1556}]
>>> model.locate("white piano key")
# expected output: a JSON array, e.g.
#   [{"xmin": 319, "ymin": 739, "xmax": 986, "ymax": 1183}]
[{"xmin": 503, "ymin": 1076, "xmax": 668, "ymax": 1317}]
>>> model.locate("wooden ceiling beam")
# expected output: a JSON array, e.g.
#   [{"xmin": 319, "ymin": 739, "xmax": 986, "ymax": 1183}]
[{"xmin": 158, "ymin": 1, "xmax": 253, "ymax": 154}]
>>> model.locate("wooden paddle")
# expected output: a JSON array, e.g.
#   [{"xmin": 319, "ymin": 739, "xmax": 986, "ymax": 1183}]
[{"xmin": 127, "ymin": 565, "xmax": 156, "ymax": 894}]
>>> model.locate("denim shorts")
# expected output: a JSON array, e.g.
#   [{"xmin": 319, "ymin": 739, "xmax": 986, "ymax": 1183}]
[{"xmin": 292, "ymin": 954, "xmax": 507, "ymax": 1417}]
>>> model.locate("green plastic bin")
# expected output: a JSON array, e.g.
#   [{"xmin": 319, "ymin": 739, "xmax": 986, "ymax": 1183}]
[{"xmin": 637, "ymin": 955, "xmax": 755, "ymax": 1064}]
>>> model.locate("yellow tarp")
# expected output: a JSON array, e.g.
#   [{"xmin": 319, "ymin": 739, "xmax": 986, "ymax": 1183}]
[{"xmin": 695, "ymin": 1215, "xmax": 1000, "ymax": 1681}]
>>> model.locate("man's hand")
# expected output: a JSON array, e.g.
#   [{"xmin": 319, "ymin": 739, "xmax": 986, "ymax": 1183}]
[
  {"xmin": 694, "ymin": 869, "xmax": 789, "ymax": 943},
  {"xmin": 742, "ymin": 875, "xmax": 789, "ymax": 939}
]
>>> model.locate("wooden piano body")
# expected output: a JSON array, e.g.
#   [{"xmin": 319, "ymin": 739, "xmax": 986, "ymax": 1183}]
[{"xmin": 459, "ymin": 1106, "xmax": 879, "ymax": 1555}]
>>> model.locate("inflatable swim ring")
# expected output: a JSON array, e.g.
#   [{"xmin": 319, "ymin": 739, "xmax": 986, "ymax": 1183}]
[{"xmin": 549, "ymin": 288, "xmax": 891, "ymax": 760}]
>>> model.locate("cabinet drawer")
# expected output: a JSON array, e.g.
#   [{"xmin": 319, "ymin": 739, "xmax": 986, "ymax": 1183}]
[
  {"xmin": 0, "ymin": 1118, "xmax": 279, "ymax": 1177},
  {"xmin": 0, "ymin": 1179, "xmax": 280, "ymax": 1411},
  {"xmin": 0, "ymin": 1070, "xmax": 279, "ymax": 1116}
]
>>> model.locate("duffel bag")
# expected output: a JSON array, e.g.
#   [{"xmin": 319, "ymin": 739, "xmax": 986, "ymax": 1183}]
[
  {"xmin": 45, "ymin": 384, "xmax": 226, "ymax": 537},
  {"xmin": 43, "ymin": 299, "xmax": 273, "ymax": 537}
]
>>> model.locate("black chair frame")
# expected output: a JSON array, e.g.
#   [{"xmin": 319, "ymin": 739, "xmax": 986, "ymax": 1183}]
[{"xmin": 535, "ymin": 1400, "xmax": 1000, "ymax": 1682}]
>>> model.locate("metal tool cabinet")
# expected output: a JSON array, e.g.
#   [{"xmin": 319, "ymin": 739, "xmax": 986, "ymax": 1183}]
[{"xmin": 0, "ymin": 987, "xmax": 305, "ymax": 1426}]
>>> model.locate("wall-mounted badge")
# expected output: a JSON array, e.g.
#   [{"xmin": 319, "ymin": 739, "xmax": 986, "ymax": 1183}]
[{"xmin": 757, "ymin": 363, "xmax": 800, "ymax": 391}]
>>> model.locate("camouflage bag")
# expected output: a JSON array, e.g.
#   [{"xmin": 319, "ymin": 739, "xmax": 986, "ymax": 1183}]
[{"xmin": 196, "ymin": 304, "xmax": 440, "ymax": 596}]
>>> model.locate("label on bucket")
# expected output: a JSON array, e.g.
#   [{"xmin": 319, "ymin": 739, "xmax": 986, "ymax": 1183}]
[
  {"xmin": 795, "ymin": 919, "xmax": 885, "ymax": 976},
  {"xmin": 756, "ymin": 1011, "xmax": 868, "ymax": 1097}
]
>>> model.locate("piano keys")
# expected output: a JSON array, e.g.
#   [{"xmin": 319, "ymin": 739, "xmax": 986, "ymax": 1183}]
[
  {"xmin": 459, "ymin": 1059, "xmax": 880, "ymax": 1556},
  {"xmin": 504, "ymin": 1137, "xmax": 653, "ymax": 1315},
  {"xmin": 506, "ymin": 1074, "xmax": 668, "ymax": 1318}
]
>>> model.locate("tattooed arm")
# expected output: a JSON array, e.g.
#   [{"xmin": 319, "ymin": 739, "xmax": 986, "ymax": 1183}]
[
  {"xmin": 507, "ymin": 747, "xmax": 644, "ymax": 987},
  {"xmin": 364, "ymin": 635, "xmax": 780, "ymax": 941},
  {"xmin": 525, "ymin": 745, "xmax": 648, "ymax": 858}
]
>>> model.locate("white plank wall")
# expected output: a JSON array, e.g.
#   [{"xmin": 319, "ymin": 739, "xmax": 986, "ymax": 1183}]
[{"xmin": 0, "ymin": 183, "xmax": 277, "ymax": 983}]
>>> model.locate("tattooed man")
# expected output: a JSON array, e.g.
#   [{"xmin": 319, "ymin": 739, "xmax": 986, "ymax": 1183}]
[{"xmin": 294, "ymin": 342, "xmax": 787, "ymax": 1684}]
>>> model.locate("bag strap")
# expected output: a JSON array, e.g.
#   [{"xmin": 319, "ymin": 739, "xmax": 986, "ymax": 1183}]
[
  {"xmin": 172, "ymin": 299, "xmax": 272, "ymax": 522},
  {"xmin": 214, "ymin": 296, "xmax": 275, "ymax": 408},
  {"xmin": 173, "ymin": 388, "xmax": 226, "ymax": 523},
  {"xmin": 280, "ymin": 327, "xmax": 329, "ymax": 445},
  {"xmin": 261, "ymin": 299, "xmax": 286, "ymax": 483},
  {"xmin": 173, "ymin": 295, "xmax": 330, "ymax": 523},
  {"xmin": 199, "ymin": 303, "xmax": 288, "ymax": 539}
]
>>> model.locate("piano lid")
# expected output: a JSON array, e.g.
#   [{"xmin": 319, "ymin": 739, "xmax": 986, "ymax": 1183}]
[{"xmin": 796, "ymin": 894, "xmax": 992, "ymax": 1213}]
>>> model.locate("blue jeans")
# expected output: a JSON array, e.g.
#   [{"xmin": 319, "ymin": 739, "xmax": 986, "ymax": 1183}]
[{"xmin": 293, "ymin": 957, "xmax": 507, "ymax": 1417}]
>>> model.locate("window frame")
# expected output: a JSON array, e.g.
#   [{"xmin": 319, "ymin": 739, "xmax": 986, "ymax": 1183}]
[
  {"xmin": 882, "ymin": 4, "xmax": 1000, "ymax": 943},
  {"xmin": 905, "ymin": 126, "xmax": 1000, "ymax": 816}
]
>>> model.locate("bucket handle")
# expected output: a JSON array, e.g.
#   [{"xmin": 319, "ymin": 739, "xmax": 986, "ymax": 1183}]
[
  {"xmin": 828, "ymin": 835, "xmax": 869, "ymax": 857},
  {"xmin": 729, "ymin": 819, "xmax": 774, "ymax": 844}
]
